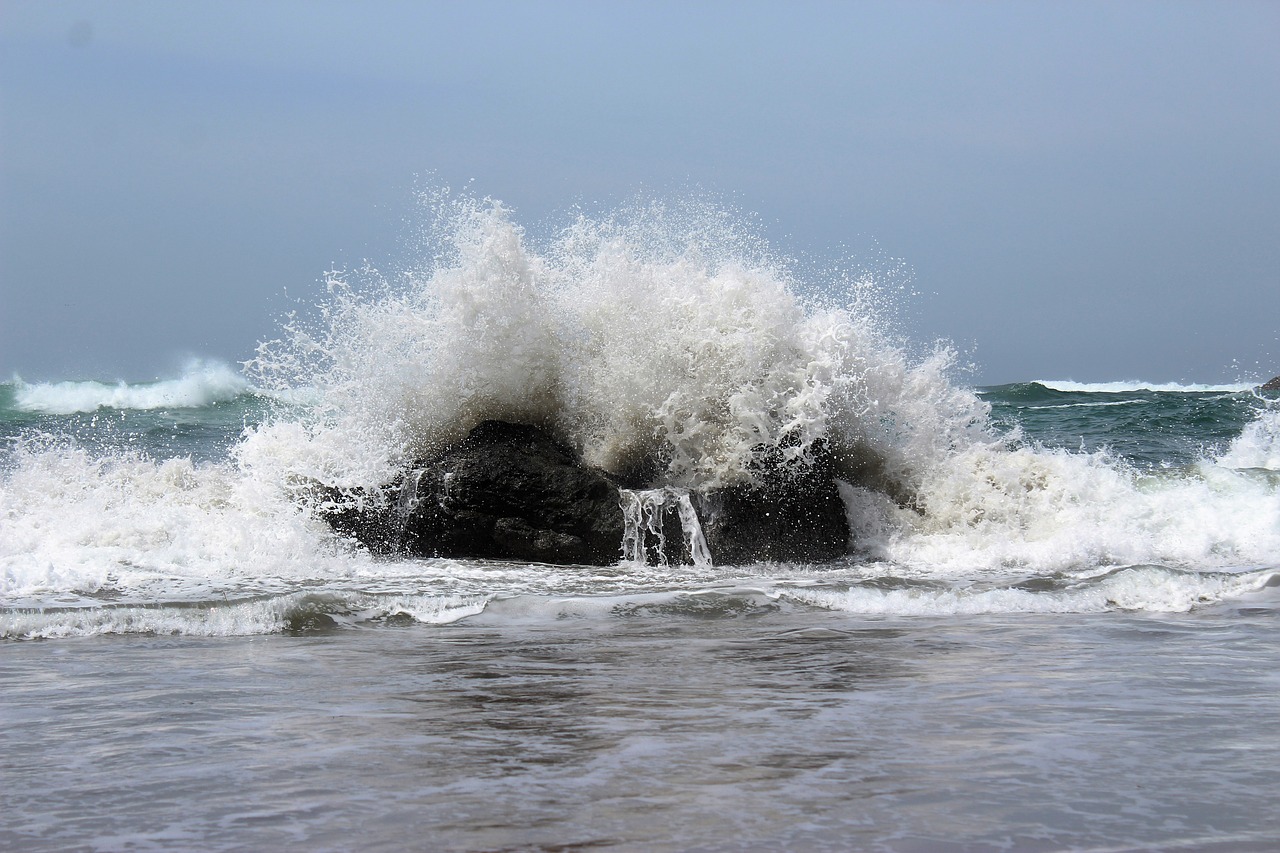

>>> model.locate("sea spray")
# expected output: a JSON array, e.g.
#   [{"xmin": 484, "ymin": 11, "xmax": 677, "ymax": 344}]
[
  {"xmin": 242, "ymin": 189, "xmax": 981, "ymax": 499},
  {"xmin": 1217, "ymin": 402, "xmax": 1280, "ymax": 471}
]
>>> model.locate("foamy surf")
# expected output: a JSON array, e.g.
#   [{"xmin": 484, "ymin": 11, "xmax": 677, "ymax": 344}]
[
  {"xmin": 7, "ymin": 565, "xmax": 1276, "ymax": 639},
  {"xmin": 786, "ymin": 565, "xmax": 1280, "ymax": 616},
  {"xmin": 1217, "ymin": 407, "xmax": 1280, "ymax": 470},
  {"xmin": 1, "ymin": 591, "xmax": 489, "ymax": 640},
  {"xmin": 0, "ymin": 440, "xmax": 357, "ymax": 608}
]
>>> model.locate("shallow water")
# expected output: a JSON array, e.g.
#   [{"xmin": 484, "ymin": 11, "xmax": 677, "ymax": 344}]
[{"xmin": 5, "ymin": 602, "xmax": 1280, "ymax": 852}]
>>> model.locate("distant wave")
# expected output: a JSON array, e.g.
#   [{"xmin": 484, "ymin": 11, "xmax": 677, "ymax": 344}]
[
  {"xmin": 10, "ymin": 361, "xmax": 251, "ymax": 414},
  {"xmin": 1034, "ymin": 380, "xmax": 1260, "ymax": 394},
  {"xmin": 1023, "ymin": 399, "xmax": 1146, "ymax": 410}
]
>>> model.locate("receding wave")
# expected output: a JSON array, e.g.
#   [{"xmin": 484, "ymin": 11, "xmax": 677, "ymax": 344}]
[
  {"xmin": 786, "ymin": 566, "xmax": 1280, "ymax": 616},
  {"xmin": 1, "ymin": 591, "xmax": 488, "ymax": 640},
  {"xmin": 6, "ymin": 568, "xmax": 1277, "ymax": 638}
]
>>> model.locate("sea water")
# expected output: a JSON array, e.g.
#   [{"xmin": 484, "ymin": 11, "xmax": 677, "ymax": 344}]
[{"xmin": 3, "ymin": 192, "xmax": 1279, "ymax": 851}]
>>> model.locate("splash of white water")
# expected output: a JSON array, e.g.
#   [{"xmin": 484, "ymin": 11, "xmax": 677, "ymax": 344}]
[
  {"xmin": 620, "ymin": 487, "xmax": 713, "ymax": 568},
  {"xmin": 242, "ymin": 190, "xmax": 985, "ymax": 498}
]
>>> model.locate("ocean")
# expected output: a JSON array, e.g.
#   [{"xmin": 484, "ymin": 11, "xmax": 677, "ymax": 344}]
[{"xmin": 3, "ymin": 195, "xmax": 1279, "ymax": 851}]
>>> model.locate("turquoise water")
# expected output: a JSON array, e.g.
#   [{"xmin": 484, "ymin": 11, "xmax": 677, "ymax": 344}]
[{"xmin": 984, "ymin": 381, "xmax": 1268, "ymax": 468}]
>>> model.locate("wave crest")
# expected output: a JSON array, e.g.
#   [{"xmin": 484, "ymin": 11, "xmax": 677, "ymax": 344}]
[
  {"xmin": 244, "ymin": 190, "xmax": 987, "ymax": 492},
  {"xmin": 12, "ymin": 360, "xmax": 250, "ymax": 414}
]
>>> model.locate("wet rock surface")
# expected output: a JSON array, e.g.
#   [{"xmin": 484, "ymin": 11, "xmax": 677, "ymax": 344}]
[
  {"xmin": 695, "ymin": 441, "xmax": 851, "ymax": 564},
  {"xmin": 399, "ymin": 421, "xmax": 626, "ymax": 565},
  {"xmin": 320, "ymin": 421, "xmax": 851, "ymax": 565}
]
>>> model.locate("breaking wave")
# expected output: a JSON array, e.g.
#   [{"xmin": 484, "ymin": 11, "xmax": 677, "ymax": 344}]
[
  {"xmin": 242, "ymin": 189, "xmax": 987, "ymax": 498},
  {"xmin": 3, "ymin": 186, "xmax": 1278, "ymax": 636}
]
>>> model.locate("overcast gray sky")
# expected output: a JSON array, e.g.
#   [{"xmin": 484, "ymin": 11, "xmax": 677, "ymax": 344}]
[{"xmin": 2, "ymin": 0, "xmax": 1277, "ymax": 385}]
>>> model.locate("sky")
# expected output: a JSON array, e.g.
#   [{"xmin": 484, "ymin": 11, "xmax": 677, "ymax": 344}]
[{"xmin": 1, "ymin": 0, "xmax": 1277, "ymax": 386}]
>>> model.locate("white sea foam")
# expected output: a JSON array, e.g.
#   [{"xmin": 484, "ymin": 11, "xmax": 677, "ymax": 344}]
[
  {"xmin": 845, "ymin": 439, "xmax": 1280, "ymax": 574},
  {"xmin": 12, "ymin": 360, "xmax": 250, "ymax": 414},
  {"xmin": 1022, "ymin": 399, "xmax": 1145, "ymax": 409},
  {"xmin": 0, "ymin": 436, "xmax": 361, "ymax": 607}
]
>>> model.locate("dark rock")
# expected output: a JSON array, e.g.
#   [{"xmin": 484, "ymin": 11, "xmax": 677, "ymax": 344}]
[
  {"xmin": 408, "ymin": 420, "xmax": 627, "ymax": 564},
  {"xmin": 694, "ymin": 440, "xmax": 850, "ymax": 564},
  {"xmin": 313, "ymin": 482, "xmax": 403, "ymax": 553},
  {"xmin": 1262, "ymin": 376, "xmax": 1280, "ymax": 392},
  {"xmin": 318, "ymin": 421, "xmax": 851, "ymax": 566},
  {"xmin": 324, "ymin": 421, "xmax": 625, "ymax": 565}
]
